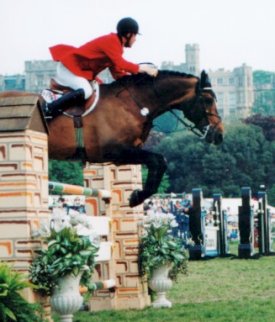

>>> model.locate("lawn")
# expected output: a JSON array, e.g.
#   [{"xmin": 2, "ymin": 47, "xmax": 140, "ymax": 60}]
[{"xmin": 54, "ymin": 245, "xmax": 275, "ymax": 322}]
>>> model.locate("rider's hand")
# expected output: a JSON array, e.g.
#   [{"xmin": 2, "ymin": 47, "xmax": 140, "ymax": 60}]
[{"xmin": 139, "ymin": 64, "xmax": 158, "ymax": 77}]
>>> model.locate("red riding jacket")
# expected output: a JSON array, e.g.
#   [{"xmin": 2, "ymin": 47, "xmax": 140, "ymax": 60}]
[{"xmin": 49, "ymin": 33, "xmax": 139, "ymax": 80}]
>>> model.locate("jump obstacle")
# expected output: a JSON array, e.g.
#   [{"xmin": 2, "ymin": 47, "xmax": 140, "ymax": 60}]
[
  {"xmin": 0, "ymin": 96, "xmax": 151, "ymax": 318},
  {"xmin": 238, "ymin": 187, "xmax": 272, "ymax": 258},
  {"xmin": 188, "ymin": 188, "xmax": 228, "ymax": 260},
  {"xmin": 188, "ymin": 187, "xmax": 272, "ymax": 260}
]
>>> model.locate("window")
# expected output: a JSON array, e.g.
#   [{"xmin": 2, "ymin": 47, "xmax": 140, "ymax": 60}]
[
  {"xmin": 229, "ymin": 92, "xmax": 236, "ymax": 105},
  {"xmin": 37, "ymin": 75, "xmax": 44, "ymax": 87},
  {"xmin": 217, "ymin": 78, "xmax": 223, "ymax": 85}
]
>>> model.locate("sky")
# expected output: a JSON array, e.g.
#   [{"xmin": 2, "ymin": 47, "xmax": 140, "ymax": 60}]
[{"xmin": 1, "ymin": 0, "xmax": 275, "ymax": 75}]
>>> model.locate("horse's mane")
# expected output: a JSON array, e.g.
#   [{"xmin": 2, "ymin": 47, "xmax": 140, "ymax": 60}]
[{"xmin": 110, "ymin": 70, "xmax": 197, "ymax": 87}]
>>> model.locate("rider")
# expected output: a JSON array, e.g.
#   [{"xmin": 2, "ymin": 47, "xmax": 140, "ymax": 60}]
[{"xmin": 44, "ymin": 17, "xmax": 158, "ymax": 116}]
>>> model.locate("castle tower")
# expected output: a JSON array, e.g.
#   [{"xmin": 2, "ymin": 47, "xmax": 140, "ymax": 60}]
[
  {"xmin": 233, "ymin": 64, "xmax": 254, "ymax": 118},
  {"xmin": 185, "ymin": 44, "xmax": 200, "ymax": 76}
]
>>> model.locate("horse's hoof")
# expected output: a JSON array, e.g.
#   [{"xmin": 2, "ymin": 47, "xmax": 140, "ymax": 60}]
[{"xmin": 129, "ymin": 189, "xmax": 144, "ymax": 207}]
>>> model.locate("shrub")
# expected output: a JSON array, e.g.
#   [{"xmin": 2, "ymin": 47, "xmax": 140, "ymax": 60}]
[{"xmin": 0, "ymin": 262, "xmax": 44, "ymax": 322}]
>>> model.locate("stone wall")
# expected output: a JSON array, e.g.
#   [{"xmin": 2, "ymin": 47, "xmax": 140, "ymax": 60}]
[
  {"xmin": 0, "ymin": 129, "xmax": 50, "ymax": 315},
  {"xmin": 0, "ymin": 130, "xmax": 48, "ymax": 267}
]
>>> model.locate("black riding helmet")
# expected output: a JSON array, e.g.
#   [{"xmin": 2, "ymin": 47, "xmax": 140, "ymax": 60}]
[{"xmin": 117, "ymin": 17, "xmax": 139, "ymax": 37}]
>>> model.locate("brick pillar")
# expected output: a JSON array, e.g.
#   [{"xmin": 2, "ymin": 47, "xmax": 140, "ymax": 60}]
[
  {"xmin": 0, "ymin": 129, "xmax": 49, "ymax": 306},
  {"xmin": 84, "ymin": 164, "xmax": 150, "ymax": 311}
]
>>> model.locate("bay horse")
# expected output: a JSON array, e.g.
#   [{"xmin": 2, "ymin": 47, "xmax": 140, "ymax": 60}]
[{"xmin": 0, "ymin": 70, "xmax": 223, "ymax": 207}]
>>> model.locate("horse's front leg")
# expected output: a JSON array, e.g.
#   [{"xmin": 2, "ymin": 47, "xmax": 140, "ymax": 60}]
[
  {"xmin": 128, "ymin": 149, "xmax": 167, "ymax": 207},
  {"xmin": 105, "ymin": 146, "xmax": 167, "ymax": 207}
]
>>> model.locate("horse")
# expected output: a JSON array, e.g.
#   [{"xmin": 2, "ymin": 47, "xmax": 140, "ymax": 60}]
[{"xmin": 0, "ymin": 70, "xmax": 223, "ymax": 207}]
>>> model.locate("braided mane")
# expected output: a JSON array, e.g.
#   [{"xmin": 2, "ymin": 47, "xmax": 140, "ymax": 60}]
[{"xmin": 111, "ymin": 70, "xmax": 197, "ymax": 87}]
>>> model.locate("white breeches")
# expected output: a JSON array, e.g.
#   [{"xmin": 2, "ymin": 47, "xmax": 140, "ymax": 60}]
[{"xmin": 54, "ymin": 62, "xmax": 93, "ymax": 99}]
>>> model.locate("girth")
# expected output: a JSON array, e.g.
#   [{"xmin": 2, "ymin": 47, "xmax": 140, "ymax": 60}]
[{"xmin": 69, "ymin": 115, "xmax": 88, "ymax": 162}]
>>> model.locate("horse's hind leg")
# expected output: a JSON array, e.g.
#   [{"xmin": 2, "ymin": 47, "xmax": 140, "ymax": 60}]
[{"xmin": 105, "ymin": 146, "xmax": 167, "ymax": 207}]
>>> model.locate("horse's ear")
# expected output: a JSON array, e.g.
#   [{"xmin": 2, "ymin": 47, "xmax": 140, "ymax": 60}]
[{"xmin": 200, "ymin": 70, "xmax": 212, "ymax": 88}]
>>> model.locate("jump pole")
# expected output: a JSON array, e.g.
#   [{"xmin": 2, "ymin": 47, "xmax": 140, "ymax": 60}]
[{"xmin": 48, "ymin": 181, "xmax": 111, "ymax": 199}]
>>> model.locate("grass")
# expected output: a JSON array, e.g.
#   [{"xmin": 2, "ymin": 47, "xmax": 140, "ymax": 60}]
[{"xmin": 53, "ymin": 243, "xmax": 275, "ymax": 322}]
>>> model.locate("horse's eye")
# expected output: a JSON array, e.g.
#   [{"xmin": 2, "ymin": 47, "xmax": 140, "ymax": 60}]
[{"xmin": 204, "ymin": 97, "xmax": 214, "ymax": 106}]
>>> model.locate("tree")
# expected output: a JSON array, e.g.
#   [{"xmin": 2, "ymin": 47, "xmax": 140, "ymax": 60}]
[
  {"xmin": 154, "ymin": 123, "xmax": 275, "ymax": 203},
  {"xmin": 267, "ymin": 184, "xmax": 275, "ymax": 206},
  {"xmin": 142, "ymin": 166, "xmax": 170, "ymax": 193},
  {"xmin": 253, "ymin": 70, "xmax": 275, "ymax": 116},
  {"xmin": 244, "ymin": 114, "xmax": 275, "ymax": 141},
  {"xmin": 49, "ymin": 160, "xmax": 83, "ymax": 186}
]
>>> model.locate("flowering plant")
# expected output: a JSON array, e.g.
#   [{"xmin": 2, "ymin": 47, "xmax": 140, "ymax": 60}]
[
  {"xmin": 139, "ymin": 210, "xmax": 188, "ymax": 280},
  {"xmin": 29, "ymin": 208, "xmax": 99, "ymax": 296}
]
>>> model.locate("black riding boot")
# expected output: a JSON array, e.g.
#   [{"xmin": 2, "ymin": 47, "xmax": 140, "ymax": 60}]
[{"xmin": 44, "ymin": 89, "xmax": 85, "ymax": 117}]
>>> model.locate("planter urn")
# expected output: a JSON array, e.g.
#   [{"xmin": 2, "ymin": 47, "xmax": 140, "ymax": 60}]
[
  {"xmin": 149, "ymin": 264, "xmax": 173, "ymax": 308},
  {"xmin": 51, "ymin": 273, "xmax": 83, "ymax": 322}
]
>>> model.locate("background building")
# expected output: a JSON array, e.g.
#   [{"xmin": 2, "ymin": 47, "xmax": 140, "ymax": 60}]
[
  {"xmin": 208, "ymin": 64, "xmax": 254, "ymax": 120},
  {"xmin": 25, "ymin": 60, "xmax": 57, "ymax": 92},
  {"xmin": 0, "ymin": 74, "xmax": 25, "ymax": 91}
]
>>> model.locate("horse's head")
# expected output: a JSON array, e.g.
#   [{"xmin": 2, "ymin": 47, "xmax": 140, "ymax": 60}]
[
  {"xmin": 182, "ymin": 71, "xmax": 223, "ymax": 145},
  {"xmin": 110, "ymin": 69, "xmax": 223, "ymax": 145}
]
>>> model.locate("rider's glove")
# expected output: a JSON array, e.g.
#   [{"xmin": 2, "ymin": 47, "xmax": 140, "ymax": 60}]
[{"xmin": 139, "ymin": 64, "xmax": 158, "ymax": 77}]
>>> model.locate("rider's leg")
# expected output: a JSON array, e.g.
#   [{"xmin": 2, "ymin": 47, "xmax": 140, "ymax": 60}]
[
  {"xmin": 54, "ymin": 63, "xmax": 93, "ymax": 99},
  {"xmin": 45, "ymin": 88, "xmax": 85, "ymax": 116}
]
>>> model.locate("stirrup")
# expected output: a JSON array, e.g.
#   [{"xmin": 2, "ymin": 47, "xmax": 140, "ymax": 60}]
[{"xmin": 40, "ymin": 98, "xmax": 63, "ymax": 119}]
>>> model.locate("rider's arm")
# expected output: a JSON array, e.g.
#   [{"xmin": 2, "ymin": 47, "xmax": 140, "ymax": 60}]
[{"xmin": 98, "ymin": 33, "xmax": 139, "ymax": 76}]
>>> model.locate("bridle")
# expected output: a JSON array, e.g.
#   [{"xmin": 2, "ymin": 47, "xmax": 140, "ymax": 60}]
[
  {"xmin": 169, "ymin": 109, "xmax": 210, "ymax": 138},
  {"xmin": 169, "ymin": 89, "xmax": 222, "ymax": 139}
]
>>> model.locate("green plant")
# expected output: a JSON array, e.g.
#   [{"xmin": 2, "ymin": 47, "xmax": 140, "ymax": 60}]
[
  {"xmin": 0, "ymin": 262, "xmax": 43, "ymax": 322},
  {"xmin": 29, "ymin": 226, "xmax": 99, "ymax": 296},
  {"xmin": 139, "ymin": 212, "xmax": 188, "ymax": 280}
]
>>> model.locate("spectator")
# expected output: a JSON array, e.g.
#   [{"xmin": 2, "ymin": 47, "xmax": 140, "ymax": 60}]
[
  {"xmin": 174, "ymin": 200, "xmax": 183, "ymax": 213},
  {"xmin": 180, "ymin": 193, "xmax": 191, "ymax": 214},
  {"xmin": 57, "ymin": 196, "xmax": 69, "ymax": 213},
  {"xmin": 70, "ymin": 197, "xmax": 86, "ymax": 214}
]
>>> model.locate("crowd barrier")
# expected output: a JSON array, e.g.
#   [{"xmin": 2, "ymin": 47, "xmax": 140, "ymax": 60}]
[
  {"xmin": 238, "ymin": 187, "xmax": 272, "ymax": 258},
  {"xmin": 188, "ymin": 188, "xmax": 228, "ymax": 260}
]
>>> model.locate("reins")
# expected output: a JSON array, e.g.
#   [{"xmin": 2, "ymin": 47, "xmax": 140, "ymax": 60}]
[
  {"xmin": 169, "ymin": 108, "xmax": 221, "ymax": 139},
  {"xmin": 168, "ymin": 109, "xmax": 207, "ymax": 138}
]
